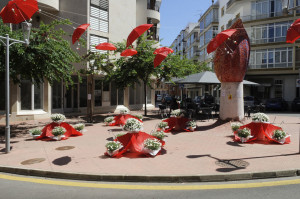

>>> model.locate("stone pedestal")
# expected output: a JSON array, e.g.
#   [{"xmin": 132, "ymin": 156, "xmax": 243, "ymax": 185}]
[{"xmin": 219, "ymin": 82, "xmax": 244, "ymax": 121}]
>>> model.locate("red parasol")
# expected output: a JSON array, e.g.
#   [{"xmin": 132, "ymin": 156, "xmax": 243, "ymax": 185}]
[
  {"xmin": 95, "ymin": 42, "xmax": 117, "ymax": 51},
  {"xmin": 121, "ymin": 49, "xmax": 138, "ymax": 57},
  {"xmin": 0, "ymin": 0, "xmax": 38, "ymax": 24},
  {"xmin": 154, "ymin": 51, "xmax": 169, "ymax": 68},
  {"xmin": 286, "ymin": 19, "xmax": 300, "ymax": 43},
  {"xmin": 207, "ymin": 29, "xmax": 237, "ymax": 54},
  {"xmin": 126, "ymin": 24, "xmax": 153, "ymax": 48},
  {"xmin": 153, "ymin": 47, "xmax": 174, "ymax": 55},
  {"xmin": 72, "ymin": 23, "xmax": 90, "ymax": 44}
]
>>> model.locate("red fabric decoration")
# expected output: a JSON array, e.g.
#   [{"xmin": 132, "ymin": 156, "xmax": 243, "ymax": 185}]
[
  {"xmin": 120, "ymin": 48, "xmax": 138, "ymax": 57},
  {"xmin": 36, "ymin": 122, "xmax": 82, "ymax": 141},
  {"xmin": 162, "ymin": 117, "xmax": 191, "ymax": 132},
  {"xmin": 234, "ymin": 122, "xmax": 291, "ymax": 144},
  {"xmin": 126, "ymin": 24, "xmax": 153, "ymax": 48},
  {"xmin": 109, "ymin": 114, "xmax": 143, "ymax": 126},
  {"xmin": 286, "ymin": 18, "xmax": 300, "ymax": 43},
  {"xmin": 153, "ymin": 47, "xmax": 174, "ymax": 55},
  {"xmin": 72, "ymin": 24, "xmax": 90, "ymax": 44},
  {"xmin": 0, "ymin": 0, "xmax": 38, "ymax": 24},
  {"xmin": 153, "ymin": 51, "xmax": 169, "ymax": 68},
  {"xmin": 95, "ymin": 42, "xmax": 117, "ymax": 50},
  {"xmin": 207, "ymin": 29, "xmax": 237, "ymax": 54}
]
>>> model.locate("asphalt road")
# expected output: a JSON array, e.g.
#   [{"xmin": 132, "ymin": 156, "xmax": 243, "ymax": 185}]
[{"xmin": 1, "ymin": 173, "xmax": 300, "ymax": 199}]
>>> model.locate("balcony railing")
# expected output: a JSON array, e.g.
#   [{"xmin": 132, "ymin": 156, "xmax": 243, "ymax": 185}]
[
  {"xmin": 250, "ymin": 37, "xmax": 286, "ymax": 45},
  {"xmin": 242, "ymin": 12, "xmax": 291, "ymax": 22}
]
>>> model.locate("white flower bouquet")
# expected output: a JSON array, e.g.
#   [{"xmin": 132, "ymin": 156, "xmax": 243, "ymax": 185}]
[
  {"xmin": 151, "ymin": 130, "xmax": 166, "ymax": 141},
  {"xmin": 123, "ymin": 118, "xmax": 143, "ymax": 132},
  {"xmin": 104, "ymin": 116, "xmax": 115, "ymax": 125},
  {"xmin": 29, "ymin": 128, "xmax": 42, "ymax": 138},
  {"xmin": 170, "ymin": 109, "xmax": 185, "ymax": 117},
  {"xmin": 186, "ymin": 120, "xmax": 197, "ymax": 131},
  {"xmin": 50, "ymin": 113, "xmax": 66, "ymax": 123},
  {"xmin": 143, "ymin": 138, "xmax": 162, "ymax": 156},
  {"xmin": 231, "ymin": 122, "xmax": 242, "ymax": 132},
  {"xmin": 158, "ymin": 121, "xmax": 169, "ymax": 130},
  {"xmin": 51, "ymin": 126, "xmax": 66, "ymax": 140},
  {"xmin": 105, "ymin": 141, "xmax": 123, "ymax": 156},
  {"xmin": 237, "ymin": 127, "xmax": 252, "ymax": 143},
  {"xmin": 272, "ymin": 129, "xmax": 287, "ymax": 144},
  {"xmin": 73, "ymin": 123, "xmax": 85, "ymax": 132},
  {"xmin": 132, "ymin": 114, "xmax": 143, "ymax": 121},
  {"xmin": 252, "ymin": 112, "xmax": 270, "ymax": 123},
  {"xmin": 119, "ymin": 108, "xmax": 130, "ymax": 114}
]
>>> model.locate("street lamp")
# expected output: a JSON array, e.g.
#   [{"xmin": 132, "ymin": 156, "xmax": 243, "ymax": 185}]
[{"xmin": 0, "ymin": 21, "xmax": 31, "ymax": 153}]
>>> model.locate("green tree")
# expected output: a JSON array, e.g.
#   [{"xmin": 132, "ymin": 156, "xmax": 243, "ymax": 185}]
[
  {"xmin": 0, "ymin": 19, "xmax": 82, "ymax": 85},
  {"xmin": 110, "ymin": 35, "xmax": 209, "ymax": 116}
]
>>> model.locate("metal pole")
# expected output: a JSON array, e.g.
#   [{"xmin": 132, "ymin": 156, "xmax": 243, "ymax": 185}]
[{"xmin": 5, "ymin": 34, "xmax": 10, "ymax": 153}]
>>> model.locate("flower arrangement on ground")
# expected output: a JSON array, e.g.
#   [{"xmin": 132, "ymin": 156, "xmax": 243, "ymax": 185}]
[
  {"xmin": 119, "ymin": 108, "xmax": 130, "ymax": 114},
  {"xmin": 29, "ymin": 128, "xmax": 42, "ymax": 138},
  {"xmin": 115, "ymin": 133, "xmax": 125, "ymax": 138},
  {"xmin": 123, "ymin": 118, "xmax": 143, "ymax": 132},
  {"xmin": 105, "ymin": 141, "xmax": 123, "ymax": 156},
  {"xmin": 132, "ymin": 114, "xmax": 143, "ymax": 121},
  {"xmin": 143, "ymin": 138, "xmax": 162, "ymax": 156},
  {"xmin": 272, "ymin": 129, "xmax": 287, "ymax": 144},
  {"xmin": 73, "ymin": 123, "xmax": 85, "ymax": 132},
  {"xmin": 151, "ymin": 130, "xmax": 166, "ymax": 141},
  {"xmin": 50, "ymin": 113, "xmax": 66, "ymax": 123},
  {"xmin": 231, "ymin": 122, "xmax": 242, "ymax": 132},
  {"xmin": 104, "ymin": 116, "xmax": 115, "ymax": 125},
  {"xmin": 252, "ymin": 112, "xmax": 270, "ymax": 123},
  {"xmin": 158, "ymin": 121, "xmax": 169, "ymax": 130},
  {"xmin": 186, "ymin": 120, "xmax": 197, "ymax": 131},
  {"xmin": 52, "ymin": 126, "xmax": 66, "ymax": 140},
  {"xmin": 170, "ymin": 109, "xmax": 185, "ymax": 118},
  {"xmin": 237, "ymin": 128, "xmax": 251, "ymax": 143}
]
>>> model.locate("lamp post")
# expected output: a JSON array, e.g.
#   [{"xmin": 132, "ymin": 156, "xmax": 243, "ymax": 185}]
[{"xmin": 0, "ymin": 22, "xmax": 31, "ymax": 153}]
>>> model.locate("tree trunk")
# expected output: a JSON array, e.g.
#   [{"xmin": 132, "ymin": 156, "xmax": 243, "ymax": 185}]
[
  {"xmin": 144, "ymin": 81, "xmax": 147, "ymax": 116},
  {"xmin": 87, "ymin": 74, "xmax": 94, "ymax": 123}
]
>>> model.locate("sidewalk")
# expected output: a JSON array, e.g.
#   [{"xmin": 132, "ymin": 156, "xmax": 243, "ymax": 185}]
[{"xmin": 0, "ymin": 111, "xmax": 300, "ymax": 182}]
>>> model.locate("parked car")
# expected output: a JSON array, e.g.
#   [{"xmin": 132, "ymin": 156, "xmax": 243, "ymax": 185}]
[
  {"xmin": 265, "ymin": 98, "xmax": 288, "ymax": 111},
  {"xmin": 244, "ymin": 96, "xmax": 261, "ymax": 107},
  {"xmin": 291, "ymin": 97, "xmax": 300, "ymax": 111}
]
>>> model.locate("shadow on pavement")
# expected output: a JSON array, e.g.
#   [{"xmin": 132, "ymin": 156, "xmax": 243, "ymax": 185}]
[{"xmin": 52, "ymin": 156, "xmax": 72, "ymax": 166}]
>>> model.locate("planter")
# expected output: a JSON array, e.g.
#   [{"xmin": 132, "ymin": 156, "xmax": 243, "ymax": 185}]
[
  {"xmin": 30, "ymin": 134, "xmax": 41, "ymax": 139},
  {"xmin": 51, "ymin": 135, "xmax": 65, "ymax": 141},
  {"xmin": 107, "ymin": 149, "xmax": 120, "ymax": 157},
  {"xmin": 188, "ymin": 126, "xmax": 196, "ymax": 131},
  {"xmin": 239, "ymin": 136, "xmax": 251, "ymax": 143},
  {"xmin": 274, "ymin": 136, "xmax": 287, "ymax": 144},
  {"xmin": 143, "ymin": 147, "xmax": 161, "ymax": 156}
]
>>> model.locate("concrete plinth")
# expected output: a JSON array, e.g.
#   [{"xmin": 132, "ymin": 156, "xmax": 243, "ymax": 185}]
[{"xmin": 219, "ymin": 82, "xmax": 244, "ymax": 121}]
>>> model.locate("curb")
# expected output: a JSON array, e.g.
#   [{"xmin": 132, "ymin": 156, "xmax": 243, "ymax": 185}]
[{"xmin": 0, "ymin": 165, "xmax": 299, "ymax": 183}]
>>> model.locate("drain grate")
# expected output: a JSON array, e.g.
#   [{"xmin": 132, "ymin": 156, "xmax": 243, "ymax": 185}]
[
  {"xmin": 215, "ymin": 159, "xmax": 249, "ymax": 168},
  {"xmin": 55, "ymin": 146, "xmax": 75, "ymax": 151},
  {"xmin": 21, "ymin": 158, "xmax": 45, "ymax": 165}
]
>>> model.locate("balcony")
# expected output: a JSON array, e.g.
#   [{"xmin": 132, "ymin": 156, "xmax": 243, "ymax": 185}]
[
  {"xmin": 38, "ymin": 0, "xmax": 59, "ymax": 11},
  {"xmin": 147, "ymin": 9, "xmax": 160, "ymax": 24},
  {"xmin": 226, "ymin": 0, "xmax": 245, "ymax": 14},
  {"xmin": 242, "ymin": 12, "xmax": 291, "ymax": 22}
]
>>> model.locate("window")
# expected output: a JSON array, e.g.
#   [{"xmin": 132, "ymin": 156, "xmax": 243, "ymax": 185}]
[
  {"xmin": 90, "ymin": 0, "xmax": 109, "ymax": 32},
  {"xmin": 199, "ymin": 20, "xmax": 204, "ymax": 33},
  {"xmin": 274, "ymin": 79, "xmax": 283, "ymax": 98},
  {"xmin": 20, "ymin": 80, "xmax": 43, "ymax": 110},
  {"xmin": 221, "ymin": 7, "xmax": 224, "ymax": 17},
  {"xmin": 199, "ymin": 34, "xmax": 204, "ymax": 48},
  {"xmin": 90, "ymin": 34, "xmax": 108, "ymax": 52}
]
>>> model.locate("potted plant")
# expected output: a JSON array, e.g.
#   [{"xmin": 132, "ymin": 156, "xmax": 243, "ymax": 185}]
[
  {"xmin": 170, "ymin": 109, "xmax": 185, "ymax": 118},
  {"xmin": 237, "ymin": 128, "xmax": 252, "ymax": 143},
  {"xmin": 50, "ymin": 113, "xmax": 66, "ymax": 123},
  {"xmin": 29, "ymin": 128, "xmax": 42, "ymax": 138},
  {"xmin": 158, "ymin": 121, "xmax": 169, "ymax": 130},
  {"xmin": 151, "ymin": 130, "xmax": 166, "ymax": 141},
  {"xmin": 132, "ymin": 114, "xmax": 143, "ymax": 121},
  {"xmin": 104, "ymin": 116, "xmax": 115, "ymax": 126},
  {"xmin": 123, "ymin": 118, "xmax": 143, "ymax": 133},
  {"xmin": 73, "ymin": 123, "xmax": 85, "ymax": 133},
  {"xmin": 105, "ymin": 141, "xmax": 123, "ymax": 156},
  {"xmin": 186, "ymin": 120, "xmax": 197, "ymax": 131},
  {"xmin": 143, "ymin": 138, "xmax": 162, "ymax": 156},
  {"xmin": 231, "ymin": 122, "xmax": 242, "ymax": 132},
  {"xmin": 119, "ymin": 108, "xmax": 130, "ymax": 115},
  {"xmin": 51, "ymin": 126, "xmax": 66, "ymax": 141},
  {"xmin": 272, "ymin": 129, "xmax": 287, "ymax": 144},
  {"xmin": 252, "ymin": 113, "xmax": 270, "ymax": 123}
]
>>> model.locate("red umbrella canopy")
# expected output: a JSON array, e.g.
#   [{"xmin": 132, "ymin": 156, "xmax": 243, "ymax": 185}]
[
  {"xmin": 154, "ymin": 51, "xmax": 169, "ymax": 68},
  {"xmin": 207, "ymin": 29, "xmax": 237, "ymax": 54},
  {"xmin": 121, "ymin": 49, "xmax": 138, "ymax": 57},
  {"xmin": 95, "ymin": 42, "xmax": 117, "ymax": 51},
  {"xmin": 286, "ymin": 19, "xmax": 300, "ymax": 43},
  {"xmin": 72, "ymin": 23, "xmax": 90, "ymax": 44},
  {"xmin": 126, "ymin": 24, "xmax": 153, "ymax": 48},
  {"xmin": 153, "ymin": 47, "xmax": 174, "ymax": 55},
  {"xmin": 0, "ymin": 0, "xmax": 38, "ymax": 24}
]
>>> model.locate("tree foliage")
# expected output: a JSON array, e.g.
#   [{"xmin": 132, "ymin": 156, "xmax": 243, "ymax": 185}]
[{"xmin": 0, "ymin": 19, "xmax": 82, "ymax": 85}]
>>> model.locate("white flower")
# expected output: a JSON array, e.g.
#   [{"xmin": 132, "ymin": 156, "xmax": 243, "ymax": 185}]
[
  {"xmin": 123, "ymin": 118, "xmax": 143, "ymax": 132},
  {"xmin": 170, "ymin": 109, "xmax": 185, "ymax": 117},
  {"xmin": 252, "ymin": 113, "xmax": 270, "ymax": 123},
  {"xmin": 158, "ymin": 121, "xmax": 168, "ymax": 129},
  {"xmin": 132, "ymin": 114, "xmax": 143, "ymax": 120},
  {"xmin": 272, "ymin": 129, "xmax": 286, "ymax": 140},
  {"xmin": 119, "ymin": 108, "xmax": 130, "ymax": 114},
  {"xmin": 186, "ymin": 120, "xmax": 196, "ymax": 128},
  {"xmin": 143, "ymin": 138, "xmax": 162, "ymax": 150},
  {"xmin": 73, "ymin": 123, "xmax": 85, "ymax": 131},
  {"xmin": 151, "ymin": 131, "xmax": 166, "ymax": 140},
  {"xmin": 29, "ymin": 128, "xmax": 42, "ymax": 136},
  {"xmin": 50, "ymin": 114, "xmax": 66, "ymax": 123},
  {"xmin": 231, "ymin": 122, "xmax": 242, "ymax": 132},
  {"xmin": 237, "ymin": 128, "xmax": 251, "ymax": 138},
  {"xmin": 104, "ymin": 116, "xmax": 115, "ymax": 123},
  {"xmin": 105, "ymin": 141, "xmax": 123, "ymax": 152},
  {"xmin": 52, "ymin": 126, "xmax": 66, "ymax": 136}
]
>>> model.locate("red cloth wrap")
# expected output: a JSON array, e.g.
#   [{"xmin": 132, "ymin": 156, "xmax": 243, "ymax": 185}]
[
  {"xmin": 163, "ymin": 117, "xmax": 191, "ymax": 132},
  {"xmin": 234, "ymin": 122, "xmax": 291, "ymax": 144},
  {"xmin": 36, "ymin": 122, "xmax": 82, "ymax": 141},
  {"xmin": 109, "ymin": 114, "xmax": 143, "ymax": 126}
]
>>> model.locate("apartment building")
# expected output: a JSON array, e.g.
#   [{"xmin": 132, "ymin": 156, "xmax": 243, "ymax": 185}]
[{"xmin": 0, "ymin": 0, "xmax": 162, "ymax": 122}]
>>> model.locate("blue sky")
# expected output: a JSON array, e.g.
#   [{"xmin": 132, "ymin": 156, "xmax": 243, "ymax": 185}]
[{"xmin": 159, "ymin": 0, "xmax": 213, "ymax": 47}]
